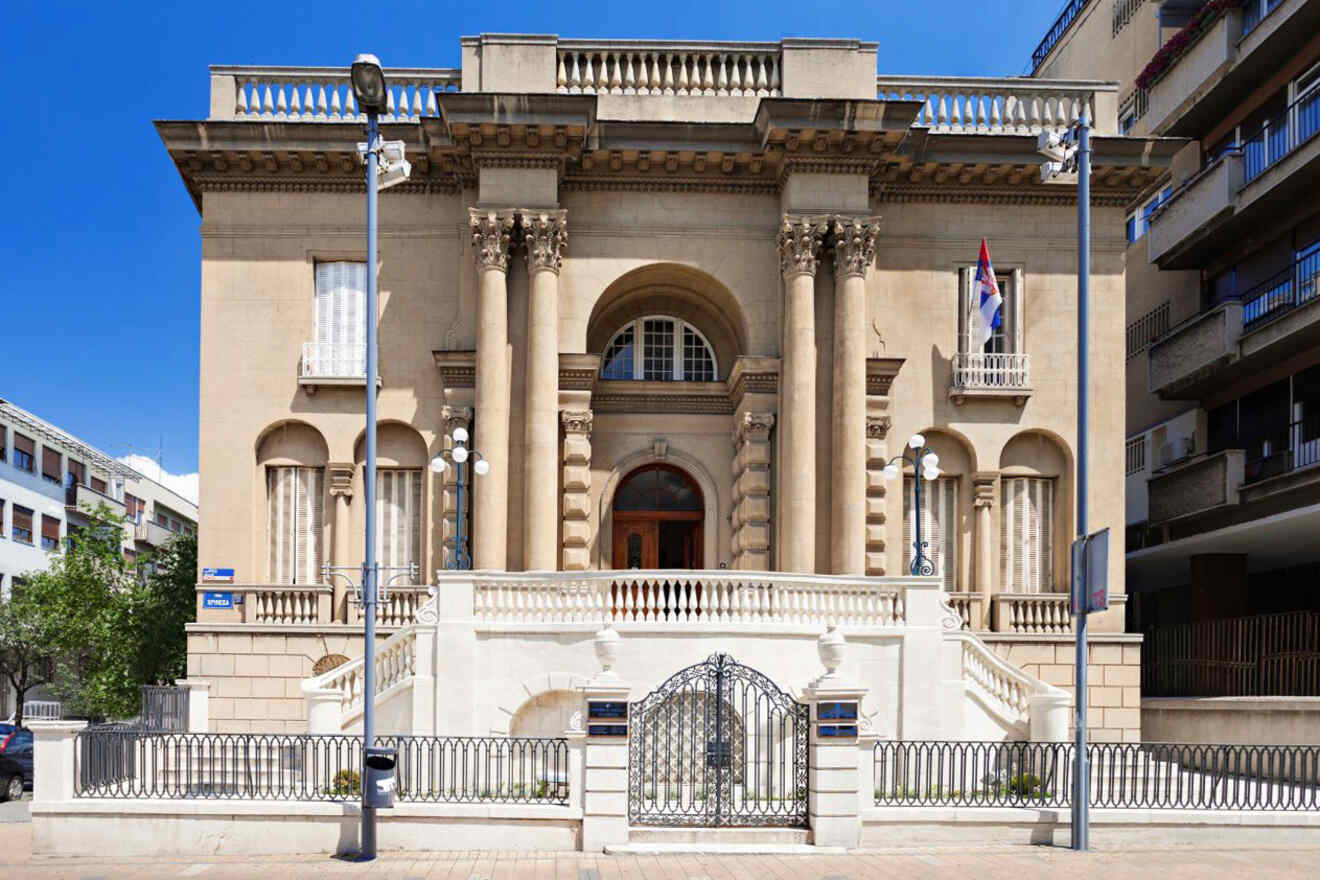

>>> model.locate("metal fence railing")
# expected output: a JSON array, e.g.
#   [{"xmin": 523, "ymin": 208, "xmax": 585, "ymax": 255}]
[
  {"xmin": 140, "ymin": 685, "xmax": 189, "ymax": 732},
  {"xmin": 874, "ymin": 741, "xmax": 1320, "ymax": 810},
  {"xmin": 1143, "ymin": 610, "xmax": 1320, "ymax": 697},
  {"xmin": 75, "ymin": 730, "xmax": 570, "ymax": 805}
]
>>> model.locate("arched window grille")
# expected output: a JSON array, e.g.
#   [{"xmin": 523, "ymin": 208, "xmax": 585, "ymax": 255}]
[{"xmin": 600, "ymin": 317, "xmax": 718, "ymax": 382}]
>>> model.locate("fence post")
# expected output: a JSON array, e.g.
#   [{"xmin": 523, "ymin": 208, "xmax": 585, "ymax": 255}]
[
  {"xmin": 580, "ymin": 627, "xmax": 631, "ymax": 852},
  {"xmin": 564, "ymin": 727, "xmax": 586, "ymax": 813},
  {"xmin": 1029, "ymin": 688, "xmax": 1071, "ymax": 741},
  {"xmin": 802, "ymin": 681, "xmax": 868, "ymax": 849},
  {"xmin": 30, "ymin": 720, "xmax": 87, "ymax": 803},
  {"xmin": 856, "ymin": 733, "xmax": 880, "ymax": 815},
  {"xmin": 175, "ymin": 679, "xmax": 211, "ymax": 733},
  {"xmin": 410, "ymin": 620, "xmax": 437, "ymax": 736},
  {"xmin": 303, "ymin": 681, "xmax": 343, "ymax": 735}
]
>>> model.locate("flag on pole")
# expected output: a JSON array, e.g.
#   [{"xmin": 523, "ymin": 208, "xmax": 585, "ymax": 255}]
[{"xmin": 971, "ymin": 238, "xmax": 1003, "ymax": 349}]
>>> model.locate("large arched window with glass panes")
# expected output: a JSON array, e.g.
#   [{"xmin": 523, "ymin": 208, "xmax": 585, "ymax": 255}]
[{"xmin": 599, "ymin": 317, "xmax": 718, "ymax": 382}]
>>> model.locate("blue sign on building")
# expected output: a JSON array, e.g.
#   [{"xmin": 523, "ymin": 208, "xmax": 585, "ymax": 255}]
[
  {"xmin": 203, "ymin": 592, "xmax": 234, "ymax": 609},
  {"xmin": 202, "ymin": 567, "xmax": 235, "ymax": 583}
]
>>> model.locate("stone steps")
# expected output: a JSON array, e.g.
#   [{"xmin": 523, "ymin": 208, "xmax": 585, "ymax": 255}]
[{"xmin": 606, "ymin": 826, "xmax": 829, "ymax": 854}]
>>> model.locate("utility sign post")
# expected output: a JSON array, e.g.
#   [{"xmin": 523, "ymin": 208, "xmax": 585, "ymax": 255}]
[
  {"xmin": 1071, "ymin": 527, "xmax": 1110, "ymax": 616},
  {"xmin": 1069, "ymin": 525, "xmax": 1108, "ymax": 851}
]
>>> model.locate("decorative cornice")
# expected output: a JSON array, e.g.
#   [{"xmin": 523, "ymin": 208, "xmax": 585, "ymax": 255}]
[
  {"xmin": 866, "ymin": 357, "xmax": 905, "ymax": 397},
  {"xmin": 441, "ymin": 405, "xmax": 473, "ymax": 433},
  {"xmin": 832, "ymin": 215, "xmax": 882, "ymax": 280},
  {"xmin": 873, "ymin": 183, "xmax": 1131, "ymax": 208},
  {"xmin": 778, "ymin": 157, "xmax": 880, "ymax": 190},
  {"xmin": 327, "ymin": 462, "xmax": 355, "ymax": 498},
  {"xmin": 866, "ymin": 415, "xmax": 891, "ymax": 440},
  {"xmin": 191, "ymin": 177, "xmax": 461, "ymax": 195},
  {"xmin": 777, "ymin": 215, "xmax": 829, "ymax": 279},
  {"xmin": 734, "ymin": 412, "xmax": 775, "ymax": 445},
  {"xmin": 972, "ymin": 471, "xmax": 998, "ymax": 506},
  {"xmin": 469, "ymin": 209, "xmax": 516, "ymax": 272},
  {"xmin": 593, "ymin": 389, "xmax": 733, "ymax": 415},
  {"xmin": 432, "ymin": 351, "xmax": 476, "ymax": 388},
  {"xmin": 560, "ymin": 178, "xmax": 779, "ymax": 196},
  {"xmin": 523, "ymin": 210, "xmax": 569, "ymax": 275},
  {"xmin": 561, "ymin": 410, "xmax": 594, "ymax": 436},
  {"xmin": 470, "ymin": 153, "xmax": 565, "ymax": 171},
  {"xmin": 559, "ymin": 353, "xmax": 602, "ymax": 391}
]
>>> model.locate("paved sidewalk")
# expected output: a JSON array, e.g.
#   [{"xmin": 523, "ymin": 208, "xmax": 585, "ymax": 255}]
[{"xmin": 3, "ymin": 827, "xmax": 1314, "ymax": 879}]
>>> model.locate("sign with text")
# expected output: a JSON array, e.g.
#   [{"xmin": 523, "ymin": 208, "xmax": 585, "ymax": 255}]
[
  {"xmin": 202, "ymin": 568, "xmax": 235, "ymax": 583},
  {"xmin": 202, "ymin": 591, "xmax": 234, "ymax": 609},
  {"xmin": 816, "ymin": 701, "xmax": 859, "ymax": 722},
  {"xmin": 587, "ymin": 724, "xmax": 628, "ymax": 737},
  {"xmin": 588, "ymin": 700, "xmax": 628, "ymax": 720},
  {"xmin": 817, "ymin": 724, "xmax": 859, "ymax": 738},
  {"xmin": 1070, "ymin": 528, "xmax": 1110, "ymax": 615}
]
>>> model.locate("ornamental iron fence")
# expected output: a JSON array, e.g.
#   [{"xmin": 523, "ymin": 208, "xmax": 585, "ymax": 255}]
[
  {"xmin": 75, "ymin": 729, "xmax": 569, "ymax": 804},
  {"xmin": 875, "ymin": 740, "xmax": 1320, "ymax": 809},
  {"xmin": 1143, "ymin": 610, "xmax": 1320, "ymax": 697}
]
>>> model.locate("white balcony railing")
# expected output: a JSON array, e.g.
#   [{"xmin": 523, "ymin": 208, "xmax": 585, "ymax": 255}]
[
  {"xmin": 211, "ymin": 66, "xmax": 460, "ymax": 122},
  {"xmin": 301, "ymin": 342, "xmax": 366, "ymax": 380},
  {"xmin": 556, "ymin": 42, "xmax": 782, "ymax": 97},
  {"xmin": 876, "ymin": 76, "xmax": 1115, "ymax": 135},
  {"xmin": 951, "ymin": 352, "xmax": 1030, "ymax": 390}
]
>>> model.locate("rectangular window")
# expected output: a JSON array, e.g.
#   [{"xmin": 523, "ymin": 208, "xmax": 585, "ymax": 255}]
[
  {"xmin": 42, "ymin": 447, "xmax": 61, "ymax": 483},
  {"xmin": 156, "ymin": 511, "xmax": 168, "ymax": 527},
  {"xmin": 67, "ymin": 459, "xmax": 85, "ymax": 488},
  {"xmin": 958, "ymin": 268, "xmax": 1022, "ymax": 356},
  {"xmin": 170, "ymin": 518, "xmax": 180, "ymax": 532},
  {"xmin": 1125, "ymin": 437, "xmax": 1146, "ymax": 475},
  {"xmin": 313, "ymin": 261, "xmax": 368, "ymax": 376},
  {"xmin": 376, "ymin": 469, "xmax": 422, "ymax": 584},
  {"xmin": 40, "ymin": 515, "xmax": 59, "ymax": 551},
  {"xmin": 642, "ymin": 319, "xmax": 675, "ymax": 381},
  {"xmin": 124, "ymin": 494, "xmax": 144, "ymax": 522},
  {"xmin": 267, "ymin": 466, "xmax": 324, "ymax": 584},
  {"xmin": 91, "ymin": 476, "xmax": 107, "ymax": 494},
  {"xmin": 1001, "ymin": 477, "xmax": 1055, "ymax": 593},
  {"xmin": 0, "ymin": 426, "xmax": 6, "ymax": 462},
  {"xmin": 903, "ymin": 475, "xmax": 958, "ymax": 591},
  {"xmin": 12, "ymin": 506, "xmax": 34, "ymax": 545},
  {"xmin": 13, "ymin": 433, "xmax": 34, "ymax": 473}
]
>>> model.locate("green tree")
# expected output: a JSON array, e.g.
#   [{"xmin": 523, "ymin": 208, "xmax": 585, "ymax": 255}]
[
  {"xmin": 0, "ymin": 588, "xmax": 57, "ymax": 728},
  {"xmin": 129, "ymin": 530, "xmax": 197, "ymax": 687}
]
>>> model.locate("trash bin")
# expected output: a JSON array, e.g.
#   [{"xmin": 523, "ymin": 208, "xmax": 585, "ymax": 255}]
[{"xmin": 363, "ymin": 746, "xmax": 397, "ymax": 809}]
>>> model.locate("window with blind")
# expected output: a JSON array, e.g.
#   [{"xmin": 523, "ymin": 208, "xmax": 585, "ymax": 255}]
[
  {"xmin": 13, "ymin": 505, "xmax": 34, "ymax": 544},
  {"xmin": 266, "ymin": 466, "xmax": 325, "ymax": 584},
  {"xmin": 67, "ymin": 459, "xmax": 85, "ymax": 488},
  {"xmin": 40, "ymin": 515, "xmax": 60, "ymax": 551},
  {"xmin": 903, "ymin": 476, "xmax": 959, "ymax": 591},
  {"xmin": 314, "ymin": 261, "xmax": 368, "ymax": 377},
  {"xmin": 376, "ymin": 469, "xmax": 422, "ymax": 584},
  {"xmin": 41, "ymin": 447, "xmax": 61, "ymax": 483},
  {"xmin": 91, "ymin": 476, "xmax": 107, "ymax": 493},
  {"xmin": 0, "ymin": 426, "xmax": 6, "ymax": 461},
  {"xmin": 124, "ymin": 494, "xmax": 144, "ymax": 522},
  {"xmin": 1000, "ymin": 477, "xmax": 1056, "ymax": 593},
  {"xmin": 13, "ymin": 433, "xmax": 34, "ymax": 473}
]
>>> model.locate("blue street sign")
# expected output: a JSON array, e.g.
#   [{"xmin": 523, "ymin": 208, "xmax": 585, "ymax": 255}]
[
  {"xmin": 202, "ymin": 567, "xmax": 235, "ymax": 583},
  {"xmin": 203, "ymin": 592, "xmax": 234, "ymax": 609}
]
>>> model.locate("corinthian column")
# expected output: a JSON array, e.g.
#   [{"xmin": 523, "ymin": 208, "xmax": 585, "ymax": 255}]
[
  {"xmin": 469, "ymin": 209, "xmax": 515, "ymax": 570},
  {"xmin": 830, "ymin": 216, "xmax": 881, "ymax": 575},
  {"xmin": 777, "ymin": 215, "xmax": 826, "ymax": 573},
  {"xmin": 522, "ymin": 211, "xmax": 568, "ymax": 571}
]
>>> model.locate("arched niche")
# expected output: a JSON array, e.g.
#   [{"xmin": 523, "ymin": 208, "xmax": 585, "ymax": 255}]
[
  {"xmin": 597, "ymin": 448, "xmax": 721, "ymax": 570},
  {"xmin": 997, "ymin": 430, "xmax": 1074, "ymax": 594},
  {"xmin": 256, "ymin": 420, "xmax": 329, "ymax": 467},
  {"xmin": 586, "ymin": 264, "xmax": 748, "ymax": 376},
  {"xmin": 352, "ymin": 422, "xmax": 428, "ymax": 467},
  {"xmin": 509, "ymin": 689, "xmax": 582, "ymax": 738},
  {"xmin": 998, "ymin": 430, "xmax": 1070, "ymax": 477}
]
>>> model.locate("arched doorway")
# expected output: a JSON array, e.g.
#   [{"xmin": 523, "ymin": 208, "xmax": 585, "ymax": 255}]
[{"xmin": 611, "ymin": 464, "xmax": 704, "ymax": 569}]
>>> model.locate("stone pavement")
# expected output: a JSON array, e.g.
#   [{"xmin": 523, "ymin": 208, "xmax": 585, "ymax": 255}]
[{"xmin": 2, "ymin": 826, "xmax": 1314, "ymax": 879}]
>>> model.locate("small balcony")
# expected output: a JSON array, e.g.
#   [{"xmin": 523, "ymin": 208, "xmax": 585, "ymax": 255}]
[
  {"xmin": 1147, "ymin": 301, "xmax": 1242, "ymax": 399},
  {"xmin": 1146, "ymin": 152, "xmax": 1243, "ymax": 269},
  {"xmin": 133, "ymin": 518, "xmax": 176, "ymax": 546},
  {"xmin": 948, "ymin": 352, "xmax": 1031, "ymax": 406},
  {"xmin": 1148, "ymin": 449, "xmax": 1245, "ymax": 524},
  {"xmin": 64, "ymin": 482, "xmax": 126, "ymax": 518},
  {"xmin": 298, "ymin": 342, "xmax": 376, "ymax": 394},
  {"xmin": 1146, "ymin": 8, "xmax": 1239, "ymax": 136}
]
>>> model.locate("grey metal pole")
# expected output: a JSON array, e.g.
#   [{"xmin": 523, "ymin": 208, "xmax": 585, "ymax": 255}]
[
  {"xmin": 361, "ymin": 108, "xmax": 380, "ymax": 860},
  {"xmin": 1071, "ymin": 108, "xmax": 1092, "ymax": 853}
]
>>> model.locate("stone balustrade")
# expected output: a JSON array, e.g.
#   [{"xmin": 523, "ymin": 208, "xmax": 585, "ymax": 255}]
[
  {"xmin": 245, "ymin": 586, "xmax": 328, "ymax": 624},
  {"xmin": 951, "ymin": 352, "xmax": 1031, "ymax": 390},
  {"xmin": 463, "ymin": 570, "xmax": 907, "ymax": 628},
  {"xmin": 556, "ymin": 42, "xmax": 782, "ymax": 96},
  {"xmin": 876, "ymin": 76, "xmax": 1118, "ymax": 134},
  {"xmin": 945, "ymin": 592, "xmax": 983, "ymax": 631},
  {"xmin": 993, "ymin": 593, "xmax": 1074, "ymax": 635},
  {"xmin": 209, "ymin": 65, "xmax": 460, "ymax": 122},
  {"xmin": 304, "ymin": 624, "xmax": 418, "ymax": 720}
]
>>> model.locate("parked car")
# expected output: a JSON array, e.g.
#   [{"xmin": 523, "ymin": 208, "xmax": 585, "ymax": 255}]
[{"xmin": 0, "ymin": 724, "xmax": 33, "ymax": 800}]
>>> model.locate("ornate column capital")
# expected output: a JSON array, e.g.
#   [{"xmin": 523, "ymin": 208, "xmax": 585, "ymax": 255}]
[
  {"xmin": 734, "ymin": 412, "xmax": 775, "ymax": 446},
  {"xmin": 972, "ymin": 471, "xmax": 998, "ymax": 507},
  {"xmin": 865, "ymin": 415, "xmax": 891, "ymax": 440},
  {"xmin": 523, "ymin": 210, "xmax": 568, "ymax": 275},
  {"xmin": 469, "ymin": 208, "xmax": 516, "ymax": 272},
  {"xmin": 831, "ymin": 215, "xmax": 882, "ymax": 280},
  {"xmin": 561, "ymin": 409, "xmax": 593, "ymax": 437},
  {"xmin": 441, "ymin": 405, "xmax": 473, "ymax": 435},
  {"xmin": 777, "ymin": 214, "xmax": 828, "ymax": 279},
  {"xmin": 327, "ymin": 462, "xmax": 355, "ymax": 499}
]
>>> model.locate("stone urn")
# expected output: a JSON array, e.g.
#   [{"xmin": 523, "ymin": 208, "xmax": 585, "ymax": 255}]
[
  {"xmin": 593, "ymin": 625, "xmax": 621, "ymax": 676},
  {"xmin": 817, "ymin": 625, "xmax": 847, "ymax": 679}
]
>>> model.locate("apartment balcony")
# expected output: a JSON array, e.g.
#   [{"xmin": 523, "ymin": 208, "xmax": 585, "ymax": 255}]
[
  {"xmin": 1146, "ymin": 152, "xmax": 1242, "ymax": 268},
  {"xmin": 1146, "ymin": 0, "xmax": 1320, "ymax": 137},
  {"xmin": 133, "ymin": 519, "xmax": 176, "ymax": 547},
  {"xmin": 1148, "ymin": 449, "xmax": 1245, "ymax": 524},
  {"xmin": 64, "ymin": 482, "xmax": 125, "ymax": 518},
  {"xmin": 948, "ymin": 352, "xmax": 1032, "ymax": 406},
  {"xmin": 298, "ymin": 342, "xmax": 377, "ymax": 394}
]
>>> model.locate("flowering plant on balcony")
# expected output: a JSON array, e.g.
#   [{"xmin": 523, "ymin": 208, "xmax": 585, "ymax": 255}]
[{"xmin": 1135, "ymin": 0, "xmax": 1242, "ymax": 91}]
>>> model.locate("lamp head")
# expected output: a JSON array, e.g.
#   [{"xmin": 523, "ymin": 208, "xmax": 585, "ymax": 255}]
[
  {"xmin": 882, "ymin": 462, "xmax": 900, "ymax": 481},
  {"xmin": 350, "ymin": 53, "xmax": 388, "ymax": 113},
  {"xmin": 429, "ymin": 455, "xmax": 448, "ymax": 473},
  {"xmin": 451, "ymin": 445, "xmax": 469, "ymax": 463},
  {"xmin": 473, "ymin": 458, "xmax": 491, "ymax": 476},
  {"xmin": 921, "ymin": 451, "xmax": 939, "ymax": 470},
  {"xmin": 923, "ymin": 466, "xmax": 941, "ymax": 482},
  {"xmin": 908, "ymin": 433, "xmax": 925, "ymax": 451},
  {"xmin": 452, "ymin": 426, "xmax": 469, "ymax": 444}
]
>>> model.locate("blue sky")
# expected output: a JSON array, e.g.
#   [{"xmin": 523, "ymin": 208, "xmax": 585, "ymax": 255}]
[{"xmin": 2, "ymin": 0, "xmax": 1067, "ymax": 480}]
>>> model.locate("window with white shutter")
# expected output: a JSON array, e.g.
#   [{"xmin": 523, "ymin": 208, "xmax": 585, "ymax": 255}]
[
  {"xmin": 376, "ymin": 468, "xmax": 422, "ymax": 584},
  {"xmin": 903, "ymin": 476, "xmax": 959, "ymax": 590},
  {"xmin": 313, "ymin": 262, "xmax": 367, "ymax": 377},
  {"xmin": 1000, "ymin": 476, "xmax": 1055, "ymax": 593},
  {"xmin": 267, "ymin": 466, "xmax": 324, "ymax": 584}
]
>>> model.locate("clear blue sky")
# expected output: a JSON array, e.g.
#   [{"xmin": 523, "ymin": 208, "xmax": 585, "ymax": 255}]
[{"xmin": 3, "ymin": 0, "xmax": 1067, "ymax": 476}]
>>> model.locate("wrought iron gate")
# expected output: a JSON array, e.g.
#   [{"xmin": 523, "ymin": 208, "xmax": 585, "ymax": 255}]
[{"xmin": 628, "ymin": 653, "xmax": 808, "ymax": 827}]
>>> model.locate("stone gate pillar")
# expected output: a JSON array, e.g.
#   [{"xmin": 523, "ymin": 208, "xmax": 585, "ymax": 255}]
[
  {"xmin": 802, "ymin": 627, "xmax": 868, "ymax": 849},
  {"xmin": 580, "ymin": 627, "xmax": 632, "ymax": 852}
]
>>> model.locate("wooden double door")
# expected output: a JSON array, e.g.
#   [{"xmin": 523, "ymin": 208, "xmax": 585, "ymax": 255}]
[{"xmin": 612, "ymin": 514, "xmax": 703, "ymax": 569}]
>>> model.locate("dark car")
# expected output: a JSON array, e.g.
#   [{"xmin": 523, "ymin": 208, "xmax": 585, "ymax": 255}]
[{"xmin": 0, "ymin": 724, "xmax": 32, "ymax": 800}]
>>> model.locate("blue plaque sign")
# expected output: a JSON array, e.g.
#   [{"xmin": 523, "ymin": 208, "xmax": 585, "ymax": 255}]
[
  {"xmin": 817, "ymin": 724, "xmax": 859, "ymax": 738},
  {"xmin": 588, "ymin": 700, "xmax": 628, "ymax": 720},
  {"xmin": 203, "ymin": 591, "xmax": 234, "ymax": 609},
  {"xmin": 202, "ymin": 567, "xmax": 235, "ymax": 583},
  {"xmin": 816, "ymin": 701, "xmax": 859, "ymax": 721},
  {"xmin": 587, "ymin": 724, "xmax": 628, "ymax": 737}
]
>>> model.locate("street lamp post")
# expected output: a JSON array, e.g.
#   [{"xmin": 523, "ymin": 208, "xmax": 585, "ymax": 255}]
[
  {"xmin": 1038, "ymin": 108, "xmax": 1092, "ymax": 852},
  {"xmin": 881, "ymin": 433, "xmax": 943, "ymax": 576},
  {"xmin": 430, "ymin": 427, "xmax": 491, "ymax": 570}
]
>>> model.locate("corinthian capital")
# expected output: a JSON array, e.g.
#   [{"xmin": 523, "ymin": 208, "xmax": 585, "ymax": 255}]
[
  {"xmin": 469, "ymin": 209, "xmax": 516, "ymax": 272},
  {"xmin": 777, "ymin": 215, "xmax": 828, "ymax": 279},
  {"xmin": 832, "ymin": 215, "xmax": 882, "ymax": 279},
  {"xmin": 523, "ymin": 210, "xmax": 568, "ymax": 275}
]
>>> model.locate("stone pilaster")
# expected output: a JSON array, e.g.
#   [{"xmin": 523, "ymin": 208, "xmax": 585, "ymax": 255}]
[
  {"xmin": 469, "ymin": 209, "xmax": 516, "ymax": 570},
  {"xmin": 830, "ymin": 215, "xmax": 881, "ymax": 575},
  {"xmin": 561, "ymin": 410, "xmax": 593, "ymax": 571},
  {"xmin": 327, "ymin": 462, "xmax": 354, "ymax": 620},
  {"xmin": 439, "ymin": 406, "xmax": 473, "ymax": 570},
  {"xmin": 864, "ymin": 414, "xmax": 891, "ymax": 576},
  {"xmin": 731, "ymin": 413, "xmax": 774, "ymax": 570},
  {"xmin": 522, "ymin": 210, "xmax": 568, "ymax": 571},
  {"xmin": 777, "ymin": 215, "xmax": 827, "ymax": 573},
  {"xmin": 972, "ymin": 471, "xmax": 998, "ymax": 630}
]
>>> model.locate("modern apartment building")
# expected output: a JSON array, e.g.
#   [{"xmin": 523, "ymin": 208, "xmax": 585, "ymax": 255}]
[
  {"xmin": 0, "ymin": 397, "xmax": 199, "ymax": 717},
  {"xmin": 1034, "ymin": 0, "xmax": 1320, "ymax": 696}
]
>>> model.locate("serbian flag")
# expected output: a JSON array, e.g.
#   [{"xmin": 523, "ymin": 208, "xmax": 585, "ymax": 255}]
[{"xmin": 971, "ymin": 238, "xmax": 1003, "ymax": 349}]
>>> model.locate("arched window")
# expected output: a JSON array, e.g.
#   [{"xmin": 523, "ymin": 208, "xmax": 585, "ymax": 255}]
[{"xmin": 600, "ymin": 317, "xmax": 717, "ymax": 381}]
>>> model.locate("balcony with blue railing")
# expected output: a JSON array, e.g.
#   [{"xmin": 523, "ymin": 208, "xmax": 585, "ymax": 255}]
[
  {"xmin": 1241, "ymin": 247, "xmax": 1320, "ymax": 332},
  {"xmin": 1242, "ymin": 87, "xmax": 1320, "ymax": 184}
]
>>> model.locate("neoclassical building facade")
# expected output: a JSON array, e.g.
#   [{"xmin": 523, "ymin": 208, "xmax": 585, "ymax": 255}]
[{"xmin": 164, "ymin": 36, "xmax": 1175, "ymax": 741}]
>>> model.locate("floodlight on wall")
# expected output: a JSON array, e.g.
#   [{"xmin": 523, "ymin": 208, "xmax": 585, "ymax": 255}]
[
  {"xmin": 351, "ymin": 53, "xmax": 387, "ymax": 113},
  {"xmin": 357, "ymin": 138, "xmax": 412, "ymax": 191}
]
